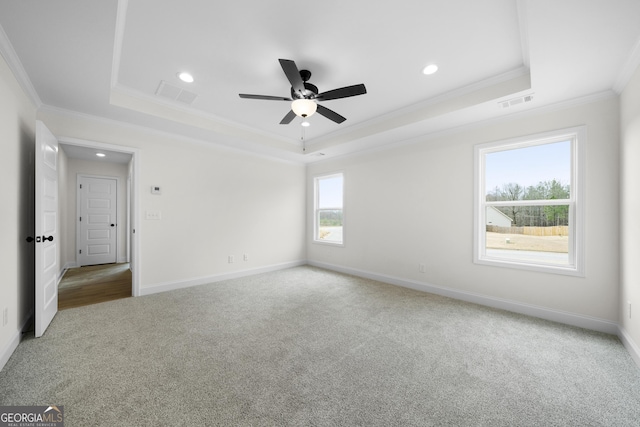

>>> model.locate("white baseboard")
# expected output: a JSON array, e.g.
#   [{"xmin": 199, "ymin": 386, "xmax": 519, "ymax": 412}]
[
  {"xmin": 618, "ymin": 326, "xmax": 640, "ymax": 369},
  {"xmin": 57, "ymin": 262, "xmax": 74, "ymax": 285},
  {"xmin": 0, "ymin": 331, "xmax": 20, "ymax": 373},
  {"xmin": 139, "ymin": 260, "xmax": 307, "ymax": 296},
  {"xmin": 62, "ymin": 261, "xmax": 77, "ymax": 271},
  {"xmin": 0, "ymin": 310, "xmax": 33, "ymax": 373},
  {"xmin": 57, "ymin": 261, "xmax": 78, "ymax": 285},
  {"xmin": 5, "ymin": 261, "xmax": 638, "ymax": 372},
  {"xmin": 308, "ymin": 260, "xmax": 620, "ymax": 335}
]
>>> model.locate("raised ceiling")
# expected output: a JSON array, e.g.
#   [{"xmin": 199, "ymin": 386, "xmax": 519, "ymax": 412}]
[{"xmin": 1, "ymin": 0, "xmax": 639, "ymax": 162}]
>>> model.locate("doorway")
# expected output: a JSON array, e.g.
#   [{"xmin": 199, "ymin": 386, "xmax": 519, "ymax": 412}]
[{"xmin": 57, "ymin": 138, "xmax": 139, "ymax": 310}]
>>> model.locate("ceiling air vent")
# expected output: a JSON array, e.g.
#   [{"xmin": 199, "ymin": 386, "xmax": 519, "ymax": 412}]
[
  {"xmin": 155, "ymin": 80, "xmax": 198, "ymax": 105},
  {"xmin": 498, "ymin": 94, "xmax": 534, "ymax": 109}
]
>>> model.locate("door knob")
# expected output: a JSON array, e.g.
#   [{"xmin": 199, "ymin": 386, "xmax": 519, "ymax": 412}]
[
  {"xmin": 42, "ymin": 235, "xmax": 54, "ymax": 242},
  {"xmin": 26, "ymin": 236, "xmax": 34, "ymax": 242},
  {"xmin": 111, "ymin": 224, "xmax": 115, "ymax": 227}
]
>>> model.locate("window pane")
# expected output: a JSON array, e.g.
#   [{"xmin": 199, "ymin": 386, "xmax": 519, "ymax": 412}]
[
  {"xmin": 318, "ymin": 175, "xmax": 343, "ymax": 208},
  {"xmin": 318, "ymin": 209, "xmax": 343, "ymax": 242},
  {"xmin": 485, "ymin": 140, "xmax": 571, "ymax": 201},
  {"xmin": 488, "ymin": 204, "xmax": 569, "ymax": 227},
  {"xmin": 485, "ymin": 205, "xmax": 569, "ymax": 266}
]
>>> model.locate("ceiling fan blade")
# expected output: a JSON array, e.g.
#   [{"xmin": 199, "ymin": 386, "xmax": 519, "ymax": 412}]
[
  {"xmin": 239, "ymin": 94, "xmax": 292, "ymax": 101},
  {"xmin": 280, "ymin": 110, "xmax": 297, "ymax": 125},
  {"xmin": 279, "ymin": 59, "xmax": 305, "ymax": 94},
  {"xmin": 316, "ymin": 104, "xmax": 346, "ymax": 124},
  {"xmin": 316, "ymin": 84, "xmax": 367, "ymax": 101}
]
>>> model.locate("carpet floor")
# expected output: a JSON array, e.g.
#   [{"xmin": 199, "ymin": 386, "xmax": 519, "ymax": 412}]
[{"xmin": 1, "ymin": 266, "xmax": 639, "ymax": 426}]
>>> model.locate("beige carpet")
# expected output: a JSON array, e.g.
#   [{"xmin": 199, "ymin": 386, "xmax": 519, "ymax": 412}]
[{"xmin": 3, "ymin": 266, "xmax": 640, "ymax": 426}]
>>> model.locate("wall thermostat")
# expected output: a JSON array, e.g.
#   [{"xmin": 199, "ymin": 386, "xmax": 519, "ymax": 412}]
[{"xmin": 151, "ymin": 186, "xmax": 162, "ymax": 195}]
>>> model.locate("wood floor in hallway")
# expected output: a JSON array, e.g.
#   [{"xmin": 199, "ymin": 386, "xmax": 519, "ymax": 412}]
[{"xmin": 58, "ymin": 263, "xmax": 132, "ymax": 310}]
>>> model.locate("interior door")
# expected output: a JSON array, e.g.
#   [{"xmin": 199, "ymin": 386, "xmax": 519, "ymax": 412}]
[
  {"xmin": 35, "ymin": 121, "xmax": 59, "ymax": 337},
  {"xmin": 78, "ymin": 176, "xmax": 118, "ymax": 266}
]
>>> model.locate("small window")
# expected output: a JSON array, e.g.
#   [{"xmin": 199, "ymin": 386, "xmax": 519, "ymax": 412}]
[
  {"xmin": 474, "ymin": 128, "xmax": 584, "ymax": 276},
  {"xmin": 314, "ymin": 173, "xmax": 344, "ymax": 245}
]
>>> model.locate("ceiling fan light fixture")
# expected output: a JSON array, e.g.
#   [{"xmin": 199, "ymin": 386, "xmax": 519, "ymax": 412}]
[
  {"xmin": 239, "ymin": 59, "xmax": 366, "ymax": 125},
  {"xmin": 291, "ymin": 98, "xmax": 317, "ymax": 118},
  {"xmin": 301, "ymin": 120, "xmax": 311, "ymax": 127}
]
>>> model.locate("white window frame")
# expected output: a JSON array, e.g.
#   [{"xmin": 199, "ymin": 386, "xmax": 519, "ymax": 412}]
[
  {"xmin": 313, "ymin": 172, "xmax": 345, "ymax": 246},
  {"xmin": 473, "ymin": 127, "xmax": 585, "ymax": 276}
]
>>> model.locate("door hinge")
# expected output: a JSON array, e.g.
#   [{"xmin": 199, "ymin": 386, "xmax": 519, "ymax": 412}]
[
  {"xmin": 79, "ymin": 249, "xmax": 82, "ymax": 254},
  {"xmin": 79, "ymin": 216, "xmax": 82, "ymax": 222},
  {"xmin": 79, "ymin": 184, "xmax": 82, "ymax": 189}
]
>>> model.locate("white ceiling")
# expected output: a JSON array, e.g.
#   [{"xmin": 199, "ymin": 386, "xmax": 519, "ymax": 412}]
[
  {"xmin": 1, "ymin": 0, "xmax": 639, "ymax": 163},
  {"xmin": 59, "ymin": 143, "xmax": 132, "ymax": 164}
]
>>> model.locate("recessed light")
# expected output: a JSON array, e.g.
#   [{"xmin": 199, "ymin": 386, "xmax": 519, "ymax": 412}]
[
  {"xmin": 96, "ymin": 153, "xmax": 106, "ymax": 158},
  {"xmin": 178, "ymin": 72, "xmax": 194, "ymax": 83},
  {"xmin": 422, "ymin": 64, "xmax": 438, "ymax": 75}
]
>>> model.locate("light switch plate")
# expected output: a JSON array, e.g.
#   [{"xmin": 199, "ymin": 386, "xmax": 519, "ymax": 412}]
[{"xmin": 146, "ymin": 210, "xmax": 162, "ymax": 220}]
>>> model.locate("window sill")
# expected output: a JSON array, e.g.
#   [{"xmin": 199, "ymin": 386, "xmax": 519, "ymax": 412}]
[
  {"xmin": 474, "ymin": 256, "xmax": 584, "ymax": 277},
  {"xmin": 312, "ymin": 239, "xmax": 345, "ymax": 247}
]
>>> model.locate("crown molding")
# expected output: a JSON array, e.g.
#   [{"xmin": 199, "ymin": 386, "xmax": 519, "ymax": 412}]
[
  {"xmin": 516, "ymin": 0, "xmax": 530, "ymax": 68},
  {"xmin": 310, "ymin": 90, "xmax": 617, "ymax": 164},
  {"xmin": 0, "ymin": 23, "xmax": 42, "ymax": 108},
  {"xmin": 110, "ymin": 83, "xmax": 296, "ymax": 147},
  {"xmin": 307, "ymin": 66, "xmax": 531, "ymax": 150},
  {"xmin": 392, "ymin": 90, "xmax": 616, "ymax": 150},
  {"xmin": 613, "ymin": 37, "xmax": 640, "ymax": 94},
  {"xmin": 110, "ymin": 0, "xmax": 129, "ymax": 90},
  {"xmin": 37, "ymin": 104, "xmax": 305, "ymax": 166}
]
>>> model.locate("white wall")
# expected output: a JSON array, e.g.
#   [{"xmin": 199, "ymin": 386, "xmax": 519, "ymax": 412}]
[
  {"xmin": 307, "ymin": 96, "xmax": 620, "ymax": 326},
  {"xmin": 0, "ymin": 53, "xmax": 36, "ymax": 369},
  {"xmin": 60, "ymin": 156, "xmax": 129, "ymax": 268},
  {"xmin": 620, "ymin": 64, "xmax": 640, "ymax": 361},
  {"xmin": 37, "ymin": 110, "xmax": 307, "ymax": 292}
]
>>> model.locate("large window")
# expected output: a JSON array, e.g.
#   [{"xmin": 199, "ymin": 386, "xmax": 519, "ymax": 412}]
[
  {"xmin": 314, "ymin": 173, "xmax": 344, "ymax": 245},
  {"xmin": 474, "ymin": 127, "xmax": 584, "ymax": 276}
]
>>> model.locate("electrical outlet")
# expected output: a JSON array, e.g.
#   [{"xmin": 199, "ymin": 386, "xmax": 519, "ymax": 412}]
[
  {"xmin": 2, "ymin": 307, "xmax": 7, "ymax": 327},
  {"xmin": 228, "ymin": 255, "xmax": 234, "ymax": 263},
  {"xmin": 243, "ymin": 254, "xmax": 249, "ymax": 262},
  {"xmin": 419, "ymin": 263, "xmax": 426, "ymax": 273}
]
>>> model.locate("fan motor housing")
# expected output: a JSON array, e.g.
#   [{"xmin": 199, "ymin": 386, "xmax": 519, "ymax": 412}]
[
  {"xmin": 291, "ymin": 83, "xmax": 318, "ymax": 99},
  {"xmin": 291, "ymin": 70, "xmax": 318, "ymax": 99}
]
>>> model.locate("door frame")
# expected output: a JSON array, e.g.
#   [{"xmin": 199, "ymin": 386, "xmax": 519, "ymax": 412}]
[
  {"xmin": 76, "ymin": 174, "xmax": 120, "ymax": 267},
  {"xmin": 58, "ymin": 136, "xmax": 141, "ymax": 297}
]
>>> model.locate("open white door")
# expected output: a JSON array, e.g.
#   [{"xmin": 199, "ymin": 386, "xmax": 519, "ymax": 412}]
[{"xmin": 35, "ymin": 121, "xmax": 59, "ymax": 337}]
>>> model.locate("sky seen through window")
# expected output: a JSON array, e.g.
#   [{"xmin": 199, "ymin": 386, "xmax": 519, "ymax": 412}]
[{"xmin": 485, "ymin": 140, "xmax": 571, "ymax": 194}]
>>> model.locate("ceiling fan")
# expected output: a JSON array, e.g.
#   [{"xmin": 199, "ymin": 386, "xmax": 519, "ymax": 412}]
[{"xmin": 239, "ymin": 59, "xmax": 367, "ymax": 125}]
